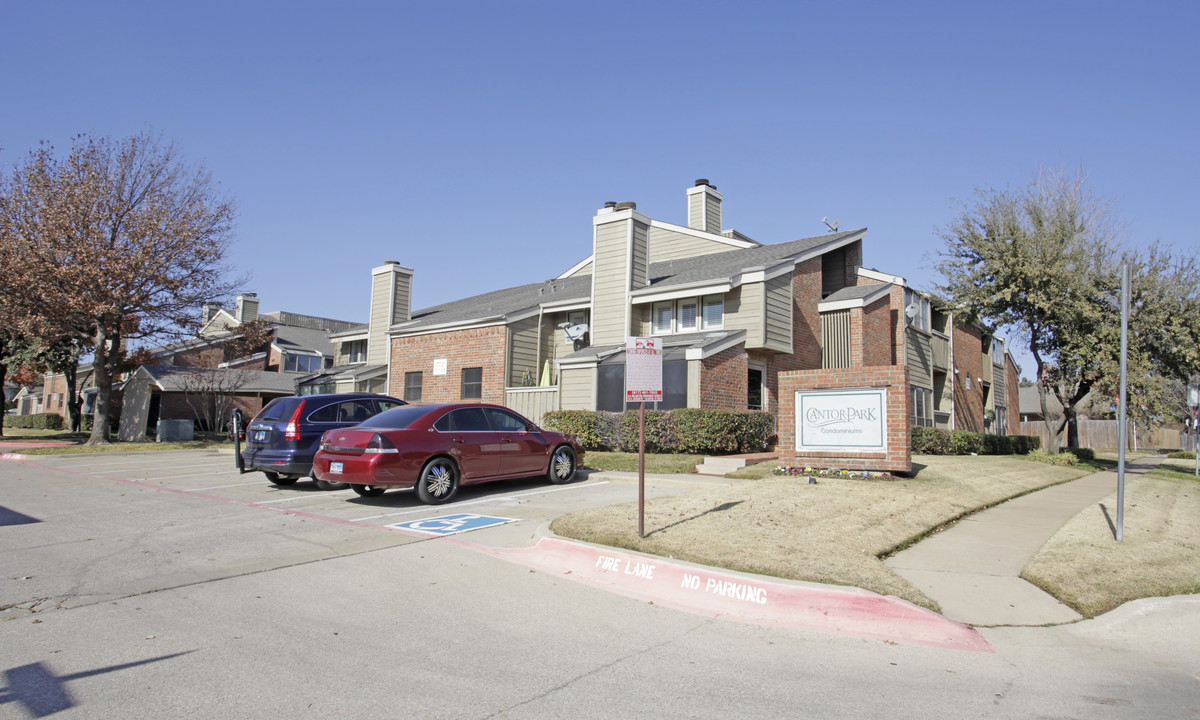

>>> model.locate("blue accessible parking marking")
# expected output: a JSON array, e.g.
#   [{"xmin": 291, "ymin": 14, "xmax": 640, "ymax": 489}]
[{"xmin": 390, "ymin": 513, "xmax": 518, "ymax": 536}]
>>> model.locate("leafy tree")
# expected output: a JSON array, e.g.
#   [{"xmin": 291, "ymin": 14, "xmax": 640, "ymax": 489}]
[
  {"xmin": 935, "ymin": 167, "xmax": 1200, "ymax": 452},
  {"xmin": 0, "ymin": 131, "xmax": 240, "ymax": 444}
]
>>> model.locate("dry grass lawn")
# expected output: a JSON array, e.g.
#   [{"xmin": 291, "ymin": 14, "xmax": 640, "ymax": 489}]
[
  {"xmin": 552, "ymin": 455, "xmax": 1094, "ymax": 611},
  {"xmin": 1023, "ymin": 461, "xmax": 1200, "ymax": 617}
]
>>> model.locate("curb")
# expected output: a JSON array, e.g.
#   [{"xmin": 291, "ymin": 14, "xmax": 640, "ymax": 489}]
[
  {"xmin": 470, "ymin": 537, "xmax": 994, "ymax": 653},
  {"xmin": 0, "ymin": 453, "xmax": 27, "ymax": 462}
]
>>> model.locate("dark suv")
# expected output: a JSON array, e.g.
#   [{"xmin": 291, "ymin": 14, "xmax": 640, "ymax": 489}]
[{"xmin": 241, "ymin": 393, "xmax": 406, "ymax": 489}]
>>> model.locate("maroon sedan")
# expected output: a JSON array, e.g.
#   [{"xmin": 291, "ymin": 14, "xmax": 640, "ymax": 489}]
[{"xmin": 312, "ymin": 403, "xmax": 585, "ymax": 504}]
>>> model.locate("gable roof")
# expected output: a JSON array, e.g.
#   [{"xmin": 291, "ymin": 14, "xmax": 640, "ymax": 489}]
[
  {"xmin": 392, "ymin": 228, "xmax": 866, "ymax": 335},
  {"xmin": 137, "ymin": 365, "xmax": 300, "ymax": 395}
]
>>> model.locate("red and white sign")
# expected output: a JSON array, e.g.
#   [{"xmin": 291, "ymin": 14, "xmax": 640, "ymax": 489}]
[{"xmin": 625, "ymin": 337, "xmax": 663, "ymax": 403}]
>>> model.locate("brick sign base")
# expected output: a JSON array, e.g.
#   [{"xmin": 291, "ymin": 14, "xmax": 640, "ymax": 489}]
[{"xmin": 777, "ymin": 367, "xmax": 911, "ymax": 474}]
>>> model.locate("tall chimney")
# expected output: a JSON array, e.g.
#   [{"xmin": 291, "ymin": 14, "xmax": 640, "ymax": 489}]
[
  {"xmin": 686, "ymin": 178, "xmax": 722, "ymax": 234},
  {"xmin": 235, "ymin": 293, "xmax": 259, "ymax": 323},
  {"xmin": 368, "ymin": 262, "xmax": 414, "ymax": 366}
]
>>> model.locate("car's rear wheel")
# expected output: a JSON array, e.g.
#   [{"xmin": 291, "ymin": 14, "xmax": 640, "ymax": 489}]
[
  {"xmin": 352, "ymin": 484, "xmax": 386, "ymax": 497},
  {"xmin": 547, "ymin": 446, "xmax": 578, "ymax": 484},
  {"xmin": 264, "ymin": 471, "xmax": 297, "ymax": 486},
  {"xmin": 416, "ymin": 457, "xmax": 459, "ymax": 504}
]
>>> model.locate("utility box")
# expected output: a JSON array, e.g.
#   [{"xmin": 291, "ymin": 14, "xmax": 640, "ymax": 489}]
[{"xmin": 156, "ymin": 419, "xmax": 194, "ymax": 442}]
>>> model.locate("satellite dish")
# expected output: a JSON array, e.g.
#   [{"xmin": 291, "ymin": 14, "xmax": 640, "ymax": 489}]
[
  {"xmin": 904, "ymin": 302, "xmax": 920, "ymax": 324},
  {"xmin": 822, "ymin": 216, "xmax": 841, "ymax": 232}
]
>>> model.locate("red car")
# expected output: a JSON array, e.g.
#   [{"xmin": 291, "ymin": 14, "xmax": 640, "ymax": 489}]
[{"xmin": 312, "ymin": 403, "xmax": 585, "ymax": 504}]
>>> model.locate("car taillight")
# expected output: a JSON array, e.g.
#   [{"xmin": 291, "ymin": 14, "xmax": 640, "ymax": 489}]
[
  {"xmin": 284, "ymin": 400, "xmax": 306, "ymax": 442},
  {"xmin": 365, "ymin": 433, "xmax": 399, "ymax": 454}
]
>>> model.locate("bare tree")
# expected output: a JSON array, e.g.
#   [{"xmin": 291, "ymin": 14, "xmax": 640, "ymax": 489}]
[{"xmin": 0, "ymin": 131, "xmax": 240, "ymax": 443}]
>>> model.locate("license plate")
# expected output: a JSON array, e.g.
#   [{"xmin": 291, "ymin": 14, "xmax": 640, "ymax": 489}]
[
  {"xmin": 330, "ymin": 462, "xmax": 343, "ymax": 474},
  {"xmin": 252, "ymin": 430, "xmax": 267, "ymax": 442}
]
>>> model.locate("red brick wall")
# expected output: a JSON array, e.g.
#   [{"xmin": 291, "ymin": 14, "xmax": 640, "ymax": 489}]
[
  {"xmin": 953, "ymin": 324, "xmax": 985, "ymax": 432},
  {"xmin": 861, "ymin": 296, "xmax": 893, "ymax": 367},
  {"xmin": 778, "ymin": 366, "xmax": 911, "ymax": 473},
  {"xmin": 700, "ymin": 345, "xmax": 748, "ymax": 410},
  {"xmin": 389, "ymin": 326, "xmax": 508, "ymax": 404},
  {"xmin": 782, "ymin": 257, "xmax": 822, "ymax": 372}
]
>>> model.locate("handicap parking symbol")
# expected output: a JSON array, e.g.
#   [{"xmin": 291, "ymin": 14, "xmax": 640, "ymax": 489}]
[{"xmin": 390, "ymin": 513, "xmax": 518, "ymax": 536}]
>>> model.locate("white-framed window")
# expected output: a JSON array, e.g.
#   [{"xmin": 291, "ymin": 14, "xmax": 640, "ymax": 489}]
[
  {"xmin": 650, "ymin": 295, "xmax": 724, "ymax": 335},
  {"xmin": 563, "ymin": 310, "xmax": 588, "ymax": 344},
  {"xmin": 912, "ymin": 387, "xmax": 933, "ymax": 427},
  {"xmin": 701, "ymin": 294, "xmax": 724, "ymax": 330},
  {"xmin": 344, "ymin": 339, "xmax": 367, "ymax": 364},
  {"xmin": 652, "ymin": 301, "xmax": 673, "ymax": 334},
  {"xmin": 284, "ymin": 353, "xmax": 324, "ymax": 373},
  {"xmin": 991, "ymin": 338, "xmax": 1004, "ymax": 365},
  {"xmin": 678, "ymin": 299, "xmax": 698, "ymax": 332}
]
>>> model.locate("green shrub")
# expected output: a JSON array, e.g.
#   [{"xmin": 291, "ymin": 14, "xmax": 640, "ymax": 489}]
[
  {"xmin": 543, "ymin": 408, "xmax": 774, "ymax": 454},
  {"xmin": 911, "ymin": 426, "xmax": 951, "ymax": 454},
  {"xmin": 541, "ymin": 410, "xmax": 607, "ymax": 450},
  {"xmin": 1167, "ymin": 450, "xmax": 1195, "ymax": 460},
  {"xmin": 949, "ymin": 430, "xmax": 985, "ymax": 455},
  {"xmin": 5, "ymin": 412, "xmax": 64, "ymax": 430},
  {"xmin": 1070, "ymin": 447, "xmax": 1095, "ymax": 462}
]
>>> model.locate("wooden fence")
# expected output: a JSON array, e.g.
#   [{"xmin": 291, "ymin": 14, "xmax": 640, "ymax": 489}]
[{"xmin": 1017, "ymin": 420, "xmax": 1185, "ymax": 451}]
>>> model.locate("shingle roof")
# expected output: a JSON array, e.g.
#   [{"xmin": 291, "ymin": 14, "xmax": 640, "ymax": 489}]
[
  {"xmin": 394, "ymin": 229, "xmax": 865, "ymax": 333},
  {"xmin": 272, "ymin": 324, "xmax": 335, "ymax": 357},
  {"xmin": 822, "ymin": 283, "xmax": 893, "ymax": 303},
  {"xmin": 140, "ymin": 365, "xmax": 300, "ymax": 394}
]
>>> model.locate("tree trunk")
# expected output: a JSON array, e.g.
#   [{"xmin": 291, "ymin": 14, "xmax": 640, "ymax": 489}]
[
  {"xmin": 0, "ymin": 356, "xmax": 7, "ymax": 438},
  {"xmin": 87, "ymin": 325, "xmax": 117, "ymax": 444},
  {"xmin": 63, "ymin": 361, "xmax": 82, "ymax": 432}
]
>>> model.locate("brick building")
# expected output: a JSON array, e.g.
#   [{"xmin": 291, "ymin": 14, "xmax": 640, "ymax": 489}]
[{"xmin": 324, "ymin": 179, "xmax": 1019, "ymax": 473}]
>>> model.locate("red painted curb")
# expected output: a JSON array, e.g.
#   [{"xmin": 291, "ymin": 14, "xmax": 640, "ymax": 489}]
[
  {"xmin": 0, "ymin": 453, "xmax": 27, "ymax": 462},
  {"xmin": 474, "ymin": 537, "xmax": 994, "ymax": 653}
]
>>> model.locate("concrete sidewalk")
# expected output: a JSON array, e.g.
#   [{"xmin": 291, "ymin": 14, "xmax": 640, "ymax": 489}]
[{"xmin": 885, "ymin": 456, "xmax": 1164, "ymax": 627}]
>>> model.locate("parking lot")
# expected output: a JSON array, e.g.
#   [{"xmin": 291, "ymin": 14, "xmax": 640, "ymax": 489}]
[{"xmin": 6, "ymin": 448, "xmax": 728, "ymax": 549}]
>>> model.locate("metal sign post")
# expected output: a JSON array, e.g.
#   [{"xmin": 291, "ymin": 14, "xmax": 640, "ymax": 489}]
[
  {"xmin": 1117, "ymin": 264, "xmax": 1129, "ymax": 542},
  {"xmin": 626, "ymin": 337, "xmax": 663, "ymax": 539}
]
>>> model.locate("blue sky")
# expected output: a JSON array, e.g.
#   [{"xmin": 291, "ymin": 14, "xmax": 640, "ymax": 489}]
[{"xmin": 4, "ymin": 1, "xmax": 1197, "ymax": 377}]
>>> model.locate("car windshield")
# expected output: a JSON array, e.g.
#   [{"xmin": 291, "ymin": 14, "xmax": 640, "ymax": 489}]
[
  {"xmin": 358, "ymin": 405, "xmax": 439, "ymax": 429},
  {"xmin": 255, "ymin": 397, "xmax": 302, "ymax": 421}
]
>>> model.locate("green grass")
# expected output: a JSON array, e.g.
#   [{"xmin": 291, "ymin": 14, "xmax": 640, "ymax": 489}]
[{"xmin": 583, "ymin": 451, "xmax": 706, "ymax": 474}]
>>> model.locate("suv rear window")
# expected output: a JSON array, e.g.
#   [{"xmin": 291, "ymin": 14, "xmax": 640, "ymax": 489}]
[{"xmin": 255, "ymin": 398, "xmax": 303, "ymax": 422}]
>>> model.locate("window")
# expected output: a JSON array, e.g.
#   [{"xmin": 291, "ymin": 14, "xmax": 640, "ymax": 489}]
[
  {"xmin": 404, "ymin": 371, "xmax": 423, "ymax": 402},
  {"xmin": 435, "ymin": 407, "xmax": 489, "ymax": 432},
  {"xmin": 652, "ymin": 301, "xmax": 673, "ymax": 334},
  {"xmin": 564, "ymin": 310, "xmax": 588, "ymax": 344},
  {"xmin": 748, "ymin": 367, "xmax": 764, "ymax": 411},
  {"xmin": 678, "ymin": 299, "xmax": 698, "ymax": 332},
  {"xmin": 991, "ymin": 338, "xmax": 1005, "ymax": 365},
  {"xmin": 904, "ymin": 289, "xmax": 930, "ymax": 332},
  {"xmin": 485, "ymin": 407, "xmax": 528, "ymax": 432},
  {"xmin": 344, "ymin": 339, "xmax": 367, "ymax": 364},
  {"xmin": 912, "ymin": 387, "xmax": 933, "ymax": 427},
  {"xmin": 461, "ymin": 367, "xmax": 482, "ymax": 400},
  {"xmin": 701, "ymin": 294, "xmax": 723, "ymax": 330},
  {"xmin": 284, "ymin": 353, "xmax": 324, "ymax": 373}
]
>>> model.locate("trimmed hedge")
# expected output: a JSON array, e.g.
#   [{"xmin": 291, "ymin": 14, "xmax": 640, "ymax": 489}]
[
  {"xmin": 910, "ymin": 426, "xmax": 1040, "ymax": 456},
  {"xmin": 5, "ymin": 412, "xmax": 65, "ymax": 430},
  {"xmin": 542, "ymin": 409, "xmax": 775, "ymax": 455}
]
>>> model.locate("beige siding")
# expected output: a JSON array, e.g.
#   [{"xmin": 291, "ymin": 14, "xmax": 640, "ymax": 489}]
[
  {"xmin": 591, "ymin": 220, "xmax": 632, "ymax": 346},
  {"xmin": 722, "ymin": 284, "xmax": 763, "ymax": 347},
  {"xmin": 992, "ymin": 362, "xmax": 1006, "ymax": 408},
  {"xmin": 631, "ymin": 220, "xmax": 648, "ymax": 291},
  {"xmin": 764, "ymin": 273, "xmax": 793, "ymax": 352},
  {"xmin": 706, "ymin": 198, "xmax": 721, "ymax": 234},
  {"xmin": 368, "ymin": 276, "xmax": 392, "ymax": 366},
  {"xmin": 907, "ymin": 328, "xmax": 934, "ymax": 389},
  {"xmin": 821, "ymin": 310, "xmax": 852, "ymax": 369},
  {"xmin": 508, "ymin": 316, "xmax": 540, "ymax": 387},
  {"xmin": 559, "ymin": 366, "xmax": 597, "ymax": 409},
  {"xmin": 648, "ymin": 225, "xmax": 739, "ymax": 263},
  {"xmin": 688, "ymin": 196, "xmax": 704, "ymax": 231}
]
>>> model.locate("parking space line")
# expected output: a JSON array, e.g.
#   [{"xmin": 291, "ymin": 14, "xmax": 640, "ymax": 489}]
[
  {"xmin": 350, "ymin": 481, "xmax": 610, "ymax": 522},
  {"xmin": 144, "ymin": 469, "xmax": 244, "ymax": 481},
  {"xmin": 186, "ymin": 481, "xmax": 270, "ymax": 491},
  {"xmin": 254, "ymin": 491, "xmax": 355, "ymax": 504}
]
